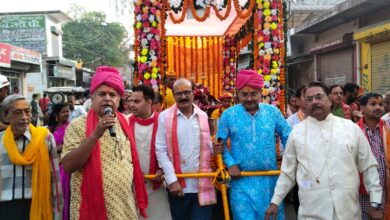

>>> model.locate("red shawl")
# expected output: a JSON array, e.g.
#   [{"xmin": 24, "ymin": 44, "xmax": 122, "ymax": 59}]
[
  {"xmin": 80, "ymin": 109, "xmax": 148, "ymax": 219},
  {"xmin": 129, "ymin": 112, "xmax": 161, "ymax": 190}
]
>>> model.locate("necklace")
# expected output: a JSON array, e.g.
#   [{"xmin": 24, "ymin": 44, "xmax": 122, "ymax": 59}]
[{"xmin": 304, "ymin": 117, "xmax": 333, "ymax": 184}]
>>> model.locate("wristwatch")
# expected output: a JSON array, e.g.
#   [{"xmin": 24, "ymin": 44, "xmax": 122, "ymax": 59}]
[{"xmin": 370, "ymin": 202, "xmax": 380, "ymax": 209}]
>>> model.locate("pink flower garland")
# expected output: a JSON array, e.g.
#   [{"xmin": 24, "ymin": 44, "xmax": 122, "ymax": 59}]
[
  {"xmin": 223, "ymin": 36, "xmax": 237, "ymax": 95},
  {"xmin": 256, "ymin": 0, "xmax": 285, "ymax": 107},
  {"xmin": 134, "ymin": 0, "xmax": 163, "ymax": 89}
]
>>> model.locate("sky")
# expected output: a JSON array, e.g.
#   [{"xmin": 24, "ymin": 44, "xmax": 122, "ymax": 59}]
[{"xmin": 0, "ymin": 0, "xmax": 240, "ymax": 36}]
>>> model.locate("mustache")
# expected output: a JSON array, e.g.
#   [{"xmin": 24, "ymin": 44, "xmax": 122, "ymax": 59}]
[
  {"xmin": 310, "ymin": 105, "xmax": 322, "ymax": 111},
  {"xmin": 179, "ymin": 98, "xmax": 189, "ymax": 103}
]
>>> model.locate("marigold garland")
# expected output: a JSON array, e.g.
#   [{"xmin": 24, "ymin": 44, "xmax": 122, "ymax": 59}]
[
  {"xmin": 189, "ymin": 0, "xmax": 211, "ymax": 22},
  {"xmin": 233, "ymin": 0, "xmax": 255, "ymax": 19},
  {"xmin": 169, "ymin": 0, "xmax": 188, "ymax": 24},
  {"xmin": 213, "ymin": 0, "xmax": 232, "ymax": 21}
]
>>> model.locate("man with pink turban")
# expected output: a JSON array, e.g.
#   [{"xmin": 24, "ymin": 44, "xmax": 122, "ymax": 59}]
[
  {"xmin": 214, "ymin": 69, "xmax": 291, "ymax": 219},
  {"xmin": 61, "ymin": 66, "xmax": 148, "ymax": 219}
]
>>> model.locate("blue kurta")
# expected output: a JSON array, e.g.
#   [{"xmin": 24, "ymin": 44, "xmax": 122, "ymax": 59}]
[{"xmin": 217, "ymin": 104, "xmax": 291, "ymax": 220}]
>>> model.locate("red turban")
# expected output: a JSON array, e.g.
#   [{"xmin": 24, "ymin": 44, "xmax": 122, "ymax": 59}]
[
  {"xmin": 236, "ymin": 69, "xmax": 264, "ymax": 91},
  {"xmin": 90, "ymin": 66, "xmax": 124, "ymax": 97}
]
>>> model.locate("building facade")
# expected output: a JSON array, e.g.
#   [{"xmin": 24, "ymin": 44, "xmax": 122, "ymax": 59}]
[
  {"xmin": 287, "ymin": 0, "xmax": 390, "ymax": 94},
  {"xmin": 0, "ymin": 11, "xmax": 91, "ymax": 98}
]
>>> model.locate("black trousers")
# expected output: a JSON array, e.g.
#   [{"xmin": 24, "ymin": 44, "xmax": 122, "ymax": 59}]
[
  {"xmin": 168, "ymin": 193, "xmax": 214, "ymax": 220},
  {"xmin": 0, "ymin": 199, "xmax": 32, "ymax": 220}
]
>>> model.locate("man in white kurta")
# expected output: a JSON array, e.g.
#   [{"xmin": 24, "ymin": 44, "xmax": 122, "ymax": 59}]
[
  {"xmin": 265, "ymin": 81, "xmax": 383, "ymax": 220},
  {"xmin": 156, "ymin": 79, "xmax": 216, "ymax": 220},
  {"xmin": 128, "ymin": 85, "xmax": 171, "ymax": 220}
]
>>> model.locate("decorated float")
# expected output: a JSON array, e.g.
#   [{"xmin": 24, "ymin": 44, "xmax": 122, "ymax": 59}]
[
  {"xmin": 133, "ymin": 0, "xmax": 287, "ymax": 115},
  {"xmin": 133, "ymin": 0, "xmax": 287, "ymax": 219}
]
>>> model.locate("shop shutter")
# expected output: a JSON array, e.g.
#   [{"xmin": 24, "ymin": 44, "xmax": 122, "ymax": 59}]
[
  {"xmin": 318, "ymin": 48, "xmax": 354, "ymax": 86},
  {"xmin": 371, "ymin": 41, "xmax": 390, "ymax": 94}
]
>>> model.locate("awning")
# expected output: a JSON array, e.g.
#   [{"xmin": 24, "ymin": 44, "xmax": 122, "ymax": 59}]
[{"xmin": 354, "ymin": 20, "xmax": 390, "ymax": 41}]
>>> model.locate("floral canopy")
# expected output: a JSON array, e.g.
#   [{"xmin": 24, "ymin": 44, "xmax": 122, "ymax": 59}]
[{"xmin": 133, "ymin": 0, "xmax": 287, "ymax": 114}]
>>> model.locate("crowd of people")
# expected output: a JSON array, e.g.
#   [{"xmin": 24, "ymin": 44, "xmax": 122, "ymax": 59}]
[{"xmin": 0, "ymin": 67, "xmax": 389, "ymax": 220}]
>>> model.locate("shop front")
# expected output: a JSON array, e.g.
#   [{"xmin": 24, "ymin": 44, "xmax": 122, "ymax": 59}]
[
  {"xmin": 0, "ymin": 42, "xmax": 41, "ymax": 95},
  {"xmin": 354, "ymin": 21, "xmax": 390, "ymax": 93}
]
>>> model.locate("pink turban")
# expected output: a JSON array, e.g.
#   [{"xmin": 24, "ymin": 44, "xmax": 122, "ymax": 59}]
[
  {"xmin": 90, "ymin": 66, "xmax": 124, "ymax": 97},
  {"xmin": 236, "ymin": 69, "xmax": 264, "ymax": 91}
]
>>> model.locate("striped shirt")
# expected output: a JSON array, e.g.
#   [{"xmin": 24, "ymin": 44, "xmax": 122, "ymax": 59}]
[
  {"xmin": 0, "ymin": 128, "xmax": 62, "ymax": 220},
  {"xmin": 359, "ymin": 123, "xmax": 387, "ymax": 213}
]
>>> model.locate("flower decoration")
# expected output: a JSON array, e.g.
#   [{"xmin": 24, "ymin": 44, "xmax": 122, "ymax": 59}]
[
  {"xmin": 223, "ymin": 36, "xmax": 237, "ymax": 96},
  {"xmin": 254, "ymin": 0, "xmax": 286, "ymax": 113},
  {"xmin": 134, "ymin": 0, "xmax": 163, "ymax": 86}
]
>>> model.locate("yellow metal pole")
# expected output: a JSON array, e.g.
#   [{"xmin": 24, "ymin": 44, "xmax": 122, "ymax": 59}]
[
  {"xmin": 144, "ymin": 166, "xmax": 280, "ymax": 220},
  {"xmin": 144, "ymin": 172, "xmax": 217, "ymax": 179},
  {"xmin": 241, "ymin": 170, "xmax": 281, "ymax": 176},
  {"xmin": 144, "ymin": 170, "xmax": 280, "ymax": 179},
  {"xmin": 217, "ymin": 154, "xmax": 230, "ymax": 220}
]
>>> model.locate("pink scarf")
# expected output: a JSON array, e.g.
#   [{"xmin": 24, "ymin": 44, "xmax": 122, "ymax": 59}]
[
  {"xmin": 129, "ymin": 113, "xmax": 161, "ymax": 190},
  {"xmin": 80, "ymin": 109, "xmax": 148, "ymax": 219},
  {"xmin": 165, "ymin": 104, "xmax": 216, "ymax": 206}
]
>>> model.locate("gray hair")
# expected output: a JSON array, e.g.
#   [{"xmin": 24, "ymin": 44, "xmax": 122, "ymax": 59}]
[{"xmin": 1, "ymin": 94, "xmax": 28, "ymax": 115}]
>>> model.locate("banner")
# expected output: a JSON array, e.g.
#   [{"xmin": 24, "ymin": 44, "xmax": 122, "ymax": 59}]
[
  {"xmin": 0, "ymin": 15, "xmax": 46, "ymax": 52},
  {"xmin": 0, "ymin": 42, "xmax": 11, "ymax": 67}
]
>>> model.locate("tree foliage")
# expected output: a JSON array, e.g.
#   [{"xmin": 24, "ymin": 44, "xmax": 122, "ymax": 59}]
[{"xmin": 62, "ymin": 11, "xmax": 129, "ymax": 70}]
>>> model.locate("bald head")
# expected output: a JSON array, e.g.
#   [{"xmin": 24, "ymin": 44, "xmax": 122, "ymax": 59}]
[
  {"xmin": 173, "ymin": 78, "xmax": 193, "ymax": 111},
  {"xmin": 173, "ymin": 78, "xmax": 192, "ymax": 93}
]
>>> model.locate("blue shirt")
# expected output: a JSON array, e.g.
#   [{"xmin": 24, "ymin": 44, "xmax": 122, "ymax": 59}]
[{"xmin": 217, "ymin": 103, "xmax": 291, "ymax": 170}]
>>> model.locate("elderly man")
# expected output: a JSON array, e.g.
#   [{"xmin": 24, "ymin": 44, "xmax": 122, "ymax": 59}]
[
  {"xmin": 128, "ymin": 85, "xmax": 171, "ymax": 220},
  {"xmin": 156, "ymin": 78, "xmax": 216, "ymax": 220},
  {"xmin": 61, "ymin": 66, "xmax": 148, "ymax": 219},
  {"xmin": 165, "ymin": 71, "xmax": 177, "ymax": 108},
  {"xmin": 0, "ymin": 94, "xmax": 62, "ymax": 220},
  {"xmin": 358, "ymin": 93, "xmax": 390, "ymax": 219},
  {"xmin": 265, "ymin": 81, "xmax": 383, "ymax": 220},
  {"xmin": 215, "ymin": 69, "xmax": 291, "ymax": 220},
  {"xmin": 211, "ymin": 92, "xmax": 233, "ymax": 120}
]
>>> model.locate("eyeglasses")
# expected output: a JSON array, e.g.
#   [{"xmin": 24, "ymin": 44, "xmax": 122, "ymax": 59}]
[
  {"xmin": 174, "ymin": 90, "xmax": 192, "ymax": 97},
  {"xmin": 331, "ymin": 92, "xmax": 343, "ymax": 95},
  {"xmin": 305, "ymin": 94, "xmax": 327, "ymax": 103}
]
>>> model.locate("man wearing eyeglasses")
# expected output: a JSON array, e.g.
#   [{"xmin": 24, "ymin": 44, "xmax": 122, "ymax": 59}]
[
  {"xmin": 156, "ymin": 78, "xmax": 216, "ymax": 220},
  {"xmin": 265, "ymin": 81, "xmax": 383, "ymax": 220},
  {"xmin": 214, "ymin": 69, "xmax": 291, "ymax": 220}
]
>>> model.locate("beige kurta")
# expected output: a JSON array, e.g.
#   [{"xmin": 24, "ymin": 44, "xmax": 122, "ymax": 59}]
[
  {"xmin": 134, "ymin": 121, "xmax": 171, "ymax": 220},
  {"xmin": 62, "ymin": 116, "xmax": 137, "ymax": 220},
  {"xmin": 272, "ymin": 114, "xmax": 382, "ymax": 219}
]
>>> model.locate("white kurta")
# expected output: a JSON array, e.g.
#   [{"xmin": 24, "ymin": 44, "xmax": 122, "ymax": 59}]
[
  {"xmin": 271, "ymin": 114, "xmax": 382, "ymax": 220},
  {"xmin": 134, "ymin": 121, "xmax": 172, "ymax": 220}
]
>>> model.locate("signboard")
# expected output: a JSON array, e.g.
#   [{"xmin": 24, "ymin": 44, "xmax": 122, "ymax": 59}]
[
  {"xmin": 54, "ymin": 65, "xmax": 75, "ymax": 80},
  {"xmin": 0, "ymin": 15, "xmax": 46, "ymax": 52},
  {"xmin": 0, "ymin": 42, "xmax": 11, "ymax": 67},
  {"xmin": 10, "ymin": 45, "xmax": 41, "ymax": 65}
]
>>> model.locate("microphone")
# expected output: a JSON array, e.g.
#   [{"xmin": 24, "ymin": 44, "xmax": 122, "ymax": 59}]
[{"xmin": 103, "ymin": 107, "xmax": 116, "ymax": 137}]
